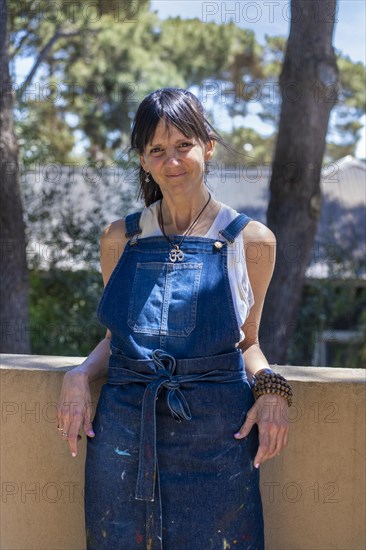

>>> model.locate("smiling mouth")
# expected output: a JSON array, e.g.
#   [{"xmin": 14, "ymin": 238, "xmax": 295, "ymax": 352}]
[{"xmin": 166, "ymin": 172, "xmax": 186, "ymax": 177}]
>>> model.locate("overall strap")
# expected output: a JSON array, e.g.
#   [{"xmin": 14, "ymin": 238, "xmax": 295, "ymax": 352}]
[
  {"xmin": 125, "ymin": 211, "xmax": 143, "ymax": 238},
  {"xmin": 219, "ymin": 213, "xmax": 253, "ymax": 243}
]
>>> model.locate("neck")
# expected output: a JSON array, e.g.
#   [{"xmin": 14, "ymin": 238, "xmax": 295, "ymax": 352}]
[{"xmin": 160, "ymin": 188, "xmax": 213, "ymax": 233}]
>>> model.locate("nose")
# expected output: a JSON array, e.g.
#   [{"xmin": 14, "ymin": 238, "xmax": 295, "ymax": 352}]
[{"xmin": 164, "ymin": 146, "xmax": 181, "ymax": 165}]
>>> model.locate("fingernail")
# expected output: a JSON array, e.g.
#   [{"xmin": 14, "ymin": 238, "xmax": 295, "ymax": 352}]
[
  {"xmin": 72, "ymin": 452, "xmax": 77, "ymax": 458},
  {"xmin": 88, "ymin": 430, "xmax": 95, "ymax": 436},
  {"xmin": 234, "ymin": 432, "xmax": 241, "ymax": 438},
  {"xmin": 255, "ymin": 462, "xmax": 260, "ymax": 469}
]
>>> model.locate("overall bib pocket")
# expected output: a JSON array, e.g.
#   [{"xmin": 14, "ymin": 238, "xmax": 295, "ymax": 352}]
[{"xmin": 127, "ymin": 262, "xmax": 203, "ymax": 337}]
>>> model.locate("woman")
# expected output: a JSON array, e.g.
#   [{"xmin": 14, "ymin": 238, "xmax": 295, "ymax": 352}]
[{"xmin": 57, "ymin": 88, "xmax": 291, "ymax": 549}]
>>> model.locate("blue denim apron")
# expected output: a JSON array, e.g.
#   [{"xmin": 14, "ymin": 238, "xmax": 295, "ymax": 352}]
[{"xmin": 84, "ymin": 210, "xmax": 264, "ymax": 549}]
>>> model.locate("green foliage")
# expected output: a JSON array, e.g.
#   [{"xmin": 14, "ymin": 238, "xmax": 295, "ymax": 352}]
[
  {"xmin": 10, "ymin": 2, "xmax": 365, "ymax": 168},
  {"xmin": 15, "ymin": 101, "xmax": 77, "ymax": 166},
  {"xmin": 158, "ymin": 18, "xmax": 262, "ymax": 87},
  {"xmin": 29, "ymin": 268, "xmax": 105, "ymax": 356},
  {"xmin": 287, "ymin": 197, "xmax": 366, "ymax": 368},
  {"xmin": 287, "ymin": 281, "xmax": 366, "ymax": 368},
  {"xmin": 9, "ymin": 3, "xmax": 266, "ymax": 166},
  {"xmin": 324, "ymin": 53, "xmax": 366, "ymax": 161},
  {"xmin": 62, "ymin": 7, "xmax": 186, "ymax": 162},
  {"xmin": 262, "ymin": 35, "xmax": 287, "ymax": 77},
  {"xmin": 214, "ymin": 127, "xmax": 275, "ymax": 165},
  {"xmin": 336, "ymin": 54, "xmax": 366, "ymax": 112}
]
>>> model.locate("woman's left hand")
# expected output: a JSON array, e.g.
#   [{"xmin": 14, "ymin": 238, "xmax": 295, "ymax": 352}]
[{"xmin": 234, "ymin": 393, "xmax": 289, "ymax": 468}]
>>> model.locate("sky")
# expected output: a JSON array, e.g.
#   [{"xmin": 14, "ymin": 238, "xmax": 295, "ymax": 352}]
[{"xmin": 14, "ymin": 0, "xmax": 366, "ymax": 158}]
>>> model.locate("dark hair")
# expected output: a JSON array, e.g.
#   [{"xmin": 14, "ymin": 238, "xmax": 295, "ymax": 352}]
[{"xmin": 129, "ymin": 87, "xmax": 231, "ymax": 206}]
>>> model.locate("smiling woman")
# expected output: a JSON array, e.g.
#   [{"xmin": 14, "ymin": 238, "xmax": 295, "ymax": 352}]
[
  {"xmin": 57, "ymin": 87, "xmax": 292, "ymax": 550},
  {"xmin": 140, "ymin": 122, "xmax": 212, "ymax": 204},
  {"xmin": 130, "ymin": 87, "xmax": 228, "ymax": 208}
]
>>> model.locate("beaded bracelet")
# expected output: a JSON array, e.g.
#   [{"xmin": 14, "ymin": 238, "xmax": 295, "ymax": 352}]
[{"xmin": 250, "ymin": 369, "xmax": 293, "ymax": 407}]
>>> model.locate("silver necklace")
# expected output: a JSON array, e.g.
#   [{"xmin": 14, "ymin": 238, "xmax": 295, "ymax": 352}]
[{"xmin": 159, "ymin": 193, "xmax": 212, "ymax": 262}]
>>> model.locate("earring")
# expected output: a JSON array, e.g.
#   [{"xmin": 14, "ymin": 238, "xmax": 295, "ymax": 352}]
[{"xmin": 144, "ymin": 171, "xmax": 150, "ymax": 184}]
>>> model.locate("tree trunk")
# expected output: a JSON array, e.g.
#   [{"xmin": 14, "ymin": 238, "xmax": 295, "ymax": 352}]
[
  {"xmin": 0, "ymin": 0, "xmax": 30, "ymax": 353},
  {"xmin": 260, "ymin": 0, "xmax": 339, "ymax": 365}
]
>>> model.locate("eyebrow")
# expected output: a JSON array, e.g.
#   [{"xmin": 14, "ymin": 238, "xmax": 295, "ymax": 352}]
[{"xmin": 149, "ymin": 138, "xmax": 193, "ymax": 148}]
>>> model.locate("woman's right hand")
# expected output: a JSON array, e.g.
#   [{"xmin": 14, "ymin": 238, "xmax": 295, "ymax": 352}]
[
  {"xmin": 57, "ymin": 369, "xmax": 95, "ymax": 457},
  {"xmin": 56, "ymin": 219, "xmax": 127, "ymax": 457}
]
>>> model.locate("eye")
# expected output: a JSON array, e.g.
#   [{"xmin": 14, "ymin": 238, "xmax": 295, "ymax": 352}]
[
  {"xmin": 150, "ymin": 147, "xmax": 163, "ymax": 154},
  {"xmin": 179, "ymin": 142, "xmax": 193, "ymax": 148}
]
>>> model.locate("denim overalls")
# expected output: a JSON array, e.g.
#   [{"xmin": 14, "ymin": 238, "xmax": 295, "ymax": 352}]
[{"xmin": 84, "ymin": 209, "xmax": 264, "ymax": 550}]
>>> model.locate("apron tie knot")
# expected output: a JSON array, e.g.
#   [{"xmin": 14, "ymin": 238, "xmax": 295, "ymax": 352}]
[{"xmin": 152, "ymin": 349, "xmax": 191, "ymax": 422}]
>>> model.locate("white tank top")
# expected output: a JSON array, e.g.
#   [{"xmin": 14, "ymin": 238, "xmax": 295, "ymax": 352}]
[{"xmin": 138, "ymin": 200, "xmax": 255, "ymax": 344}]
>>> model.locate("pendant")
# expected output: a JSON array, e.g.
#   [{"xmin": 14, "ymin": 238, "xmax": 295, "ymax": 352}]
[{"xmin": 169, "ymin": 244, "xmax": 184, "ymax": 263}]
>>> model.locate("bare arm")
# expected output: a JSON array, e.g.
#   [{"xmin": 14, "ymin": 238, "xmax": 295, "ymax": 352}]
[
  {"xmin": 66, "ymin": 218, "xmax": 128, "ymax": 381},
  {"xmin": 234, "ymin": 221, "xmax": 289, "ymax": 467},
  {"xmin": 56, "ymin": 218, "xmax": 128, "ymax": 457},
  {"xmin": 239, "ymin": 220, "xmax": 277, "ymax": 382}
]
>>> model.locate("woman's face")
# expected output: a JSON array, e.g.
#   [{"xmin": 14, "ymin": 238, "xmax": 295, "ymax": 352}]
[{"xmin": 139, "ymin": 119, "xmax": 215, "ymax": 198}]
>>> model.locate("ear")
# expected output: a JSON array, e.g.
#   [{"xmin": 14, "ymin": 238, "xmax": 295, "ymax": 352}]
[
  {"xmin": 204, "ymin": 139, "xmax": 216, "ymax": 161},
  {"xmin": 140, "ymin": 153, "xmax": 147, "ymax": 172}
]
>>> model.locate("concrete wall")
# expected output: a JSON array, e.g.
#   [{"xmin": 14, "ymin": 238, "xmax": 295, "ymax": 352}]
[{"xmin": 1, "ymin": 354, "xmax": 365, "ymax": 550}]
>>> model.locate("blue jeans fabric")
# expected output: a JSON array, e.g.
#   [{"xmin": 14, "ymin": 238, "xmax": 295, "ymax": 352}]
[{"xmin": 84, "ymin": 212, "xmax": 264, "ymax": 549}]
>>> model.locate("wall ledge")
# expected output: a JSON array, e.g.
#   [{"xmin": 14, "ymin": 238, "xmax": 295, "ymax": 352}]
[
  {"xmin": 1, "ymin": 353, "xmax": 365, "ymax": 549},
  {"xmin": 1, "ymin": 353, "xmax": 365, "ymax": 383}
]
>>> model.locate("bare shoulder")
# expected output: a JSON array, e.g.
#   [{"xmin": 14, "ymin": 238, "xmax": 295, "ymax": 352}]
[
  {"xmin": 243, "ymin": 219, "xmax": 276, "ymax": 246},
  {"xmin": 242, "ymin": 220, "xmax": 276, "ymax": 270},
  {"xmin": 100, "ymin": 218, "xmax": 128, "ymax": 287},
  {"xmin": 101, "ymin": 218, "xmax": 126, "ymax": 242}
]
